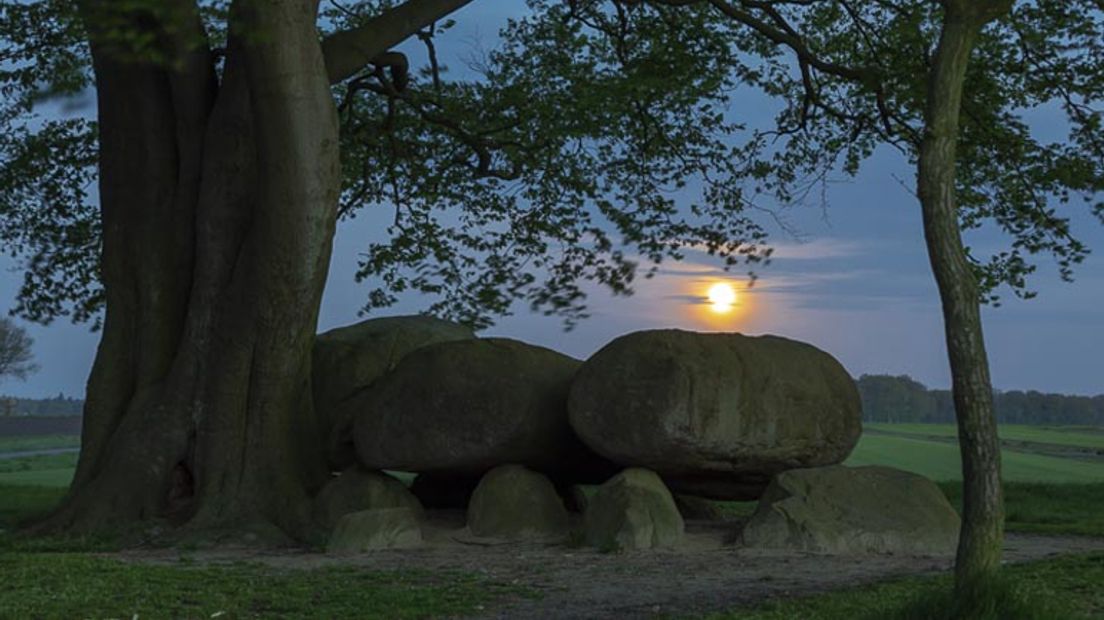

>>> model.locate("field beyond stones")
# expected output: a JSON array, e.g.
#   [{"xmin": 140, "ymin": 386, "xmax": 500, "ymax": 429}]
[{"xmin": 2, "ymin": 423, "xmax": 1104, "ymax": 618}]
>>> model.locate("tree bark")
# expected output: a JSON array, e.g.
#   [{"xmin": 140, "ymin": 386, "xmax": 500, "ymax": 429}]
[
  {"xmin": 40, "ymin": 0, "xmax": 338, "ymax": 540},
  {"xmin": 37, "ymin": 0, "xmax": 472, "ymax": 543},
  {"xmin": 917, "ymin": 0, "xmax": 1012, "ymax": 591}
]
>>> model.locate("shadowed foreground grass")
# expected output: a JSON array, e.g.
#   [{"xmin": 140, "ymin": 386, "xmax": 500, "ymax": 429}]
[
  {"xmin": 0, "ymin": 483, "xmax": 534, "ymax": 618},
  {"xmin": 0, "ymin": 483, "xmax": 64, "ymax": 531},
  {"xmin": 714, "ymin": 553, "xmax": 1104, "ymax": 620},
  {"xmin": 2, "ymin": 454, "xmax": 1103, "ymax": 619},
  {"xmin": 0, "ymin": 553, "xmax": 529, "ymax": 619}
]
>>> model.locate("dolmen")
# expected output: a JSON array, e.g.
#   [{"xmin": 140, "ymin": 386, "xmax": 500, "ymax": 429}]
[{"xmin": 310, "ymin": 317, "xmax": 958, "ymax": 556}]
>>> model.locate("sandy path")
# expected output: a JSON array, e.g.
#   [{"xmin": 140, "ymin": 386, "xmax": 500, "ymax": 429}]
[{"xmin": 110, "ymin": 512, "xmax": 1104, "ymax": 619}]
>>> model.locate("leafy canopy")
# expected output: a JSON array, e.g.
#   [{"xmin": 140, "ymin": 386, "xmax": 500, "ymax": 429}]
[
  {"xmin": 0, "ymin": 316, "xmax": 37, "ymax": 382},
  {"xmin": 0, "ymin": 0, "xmax": 1101, "ymax": 329}
]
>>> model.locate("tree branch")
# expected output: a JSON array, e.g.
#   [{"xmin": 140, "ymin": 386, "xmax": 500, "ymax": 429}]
[{"xmin": 322, "ymin": 0, "xmax": 474, "ymax": 84}]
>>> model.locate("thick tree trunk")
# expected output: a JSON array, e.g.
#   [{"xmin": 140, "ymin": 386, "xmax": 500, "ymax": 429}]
[
  {"xmin": 917, "ymin": 0, "xmax": 1012, "ymax": 591},
  {"xmin": 40, "ymin": 0, "xmax": 339, "ymax": 541},
  {"xmin": 40, "ymin": 0, "xmax": 469, "ymax": 543}
]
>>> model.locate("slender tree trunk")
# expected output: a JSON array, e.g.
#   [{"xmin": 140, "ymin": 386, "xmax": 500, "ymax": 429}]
[{"xmin": 917, "ymin": 0, "xmax": 1013, "ymax": 591}]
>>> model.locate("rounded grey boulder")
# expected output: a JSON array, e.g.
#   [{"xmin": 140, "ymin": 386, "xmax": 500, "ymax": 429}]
[
  {"xmin": 467, "ymin": 464, "xmax": 570, "ymax": 540},
  {"xmin": 326, "ymin": 508, "xmax": 423, "ymax": 553},
  {"xmin": 583, "ymin": 468, "xmax": 684, "ymax": 551},
  {"xmin": 353, "ymin": 338, "xmax": 613, "ymax": 481},
  {"xmin": 569, "ymin": 330, "xmax": 862, "ymax": 499},
  {"xmin": 741, "ymin": 465, "xmax": 961, "ymax": 555},
  {"xmin": 312, "ymin": 466, "xmax": 423, "ymax": 530},
  {"xmin": 313, "ymin": 315, "xmax": 475, "ymax": 468}
]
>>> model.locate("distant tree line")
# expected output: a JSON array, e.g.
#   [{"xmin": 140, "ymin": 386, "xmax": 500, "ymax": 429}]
[
  {"xmin": 4, "ymin": 378, "xmax": 1102, "ymax": 426},
  {"xmin": 857, "ymin": 375, "xmax": 1104, "ymax": 426},
  {"xmin": 0, "ymin": 393, "xmax": 83, "ymax": 417}
]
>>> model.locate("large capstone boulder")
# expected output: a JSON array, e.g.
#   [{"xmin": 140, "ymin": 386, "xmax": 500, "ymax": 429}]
[
  {"xmin": 467, "ymin": 465, "xmax": 570, "ymax": 540},
  {"xmin": 353, "ymin": 338, "xmax": 614, "ymax": 482},
  {"xmin": 569, "ymin": 330, "xmax": 862, "ymax": 499},
  {"xmin": 583, "ymin": 468, "xmax": 684, "ymax": 551},
  {"xmin": 313, "ymin": 315, "xmax": 475, "ymax": 468},
  {"xmin": 312, "ymin": 467, "xmax": 423, "ymax": 530},
  {"xmin": 326, "ymin": 508, "xmax": 423, "ymax": 553},
  {"xmin": 741, "ymin": 465, "xmax": 960, "ymax": 555}
]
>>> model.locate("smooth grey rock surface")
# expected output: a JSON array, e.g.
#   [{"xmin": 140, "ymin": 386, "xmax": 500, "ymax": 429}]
[
  {"xmin": 353, "ymin": 338, "xmax": 613, "ymax": 481},
  {"xmin": 569, "ymin": 329, "xmax": 862, "ymax": 499},
  {"xmin": 741, "ymin": 465, "xmax": 961, "ymax": 555},
  {"xmin": 467, "ymin": 464, "xmax": 570, "ymax": 540},
  {"xmin": 313, "ymin": 467, "xmax": 422, "ymax": 530},
  {"xmin": 583, "ymin": 468, "xmax": 684, "ymax": 551},
  {"xmin": 313, "ymin": 315, "xmax": 475, "ymax": 468},
  {"xmin": 326, "ymin": 507, "xmax": 423, "ymax": 552}
]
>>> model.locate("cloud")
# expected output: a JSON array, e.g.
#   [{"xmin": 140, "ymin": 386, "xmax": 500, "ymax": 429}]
[{"xmin": 766, "ymin": 238, "xmax": 867, "ymax": 261}]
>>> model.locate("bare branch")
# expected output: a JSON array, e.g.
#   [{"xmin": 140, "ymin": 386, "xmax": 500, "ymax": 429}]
[{"xmin": 322, "ymin": 0, "xmax": 474, "ymax": 84}]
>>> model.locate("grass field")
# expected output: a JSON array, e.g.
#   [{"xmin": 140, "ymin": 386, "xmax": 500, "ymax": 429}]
[
  {"xmin": 0, "ymin": 451, "xmax": 77, "ymax": 487},
  {"xmin": 865, "ymin": 423, "xmax": 1104, "ymax": 450},
  {"xmin": 0, "ymin": 434, "xmax": 81, "ymax": 453},
  {"xmin": 0, "ymin": 553, "xmax": 529, "ymax": 619},
  {"xmin": 845, "ymin": 434, "xmax": 1104, "ymax": 483},
  {"xmin": 0, "ymin": 482, "xmax": 531, "ymax": 617},
  {"xmin": 2, "ymin": 424, "xmax": 1104, "ymax": 618},
  {"xmin": 715, "ymin": 553, "xmax": 1104, "ymax": 619}
]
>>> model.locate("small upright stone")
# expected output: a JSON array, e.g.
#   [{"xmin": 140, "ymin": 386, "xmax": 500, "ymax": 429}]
[
  {"xmin": 326, "ymin": 508, "xmax": 423, "ymax": 553},
  {"xmin": 313, "ymin": 466, "xmax": 422, "ymax": 530},
  {"xmin": 583, "ymin": 468, "xmax": 684, "ymax": 551},
  {"xmin": 467, "ymin": 464, "xmax": 570, "ymax": 540}
]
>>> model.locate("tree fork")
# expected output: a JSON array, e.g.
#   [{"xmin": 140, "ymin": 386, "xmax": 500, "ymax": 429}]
[{"xmin": 39, "ymin": 0, "xmax": 475, "ymax": 541}]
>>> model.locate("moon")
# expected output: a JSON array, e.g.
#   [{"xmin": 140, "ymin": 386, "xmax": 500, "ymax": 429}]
[{"xmin": 707, "ymin": 282, "xmax": 737, "ymax": 313}]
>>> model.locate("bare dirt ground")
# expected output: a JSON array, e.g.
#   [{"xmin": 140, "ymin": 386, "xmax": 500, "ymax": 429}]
[{"xmin": 111, "ymin": 511, "xmax": 1104, "ymax": 619}]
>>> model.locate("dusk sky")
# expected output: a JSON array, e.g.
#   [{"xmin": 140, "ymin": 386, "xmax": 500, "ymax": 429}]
[{"xmin": 1, "ymin": 2, "xmax": 1101, "ymax": 399}]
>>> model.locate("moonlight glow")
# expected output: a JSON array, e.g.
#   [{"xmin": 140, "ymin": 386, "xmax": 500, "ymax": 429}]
[{"xmin": 707, "ymin": 282, "xmax": 738, "ymax": 313}]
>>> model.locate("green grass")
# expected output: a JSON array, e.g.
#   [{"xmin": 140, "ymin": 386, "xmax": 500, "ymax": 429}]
[
  {"xmin": 0, "ymin": 483, "xmax": 124, "ymax": 553},
  {"xmin": 846, "ymin": 434, "xmax": 1104, "ymax": 483},
  {"xmin": 0, "ymin": 451, "xmax": 77, "ymax": 487},
  {"xmin": 0, "ymin": 467, "xmax": 75, "ymax": 487},
  {"xmin": 0, "ymin": 483, "xmax": 65, "ymax": 530},
  {"xmin": 0, "ymin": 429, "xmax": 1101, "ymax": 620},
  {"xmin": 0, "ymin": 553, "xmax": 530, "ymax": 619},
  {"xmin": 865, "ymin": 423, "xmax": 1104, "ymax": 450},
  {"xmin": 0, "ymin": 484, "xmax": 533, "ymax": 615},
  {"xmin": 0, "ymin": 434, "xmax": 80, "ymax": 453},
  {"xmin": 939, "ymin": 481, "xmax": 1104, "ymax": 538},
  {"xmin": 713, "ymin": 553, "xmax": 1104, "ymax": 619}
]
